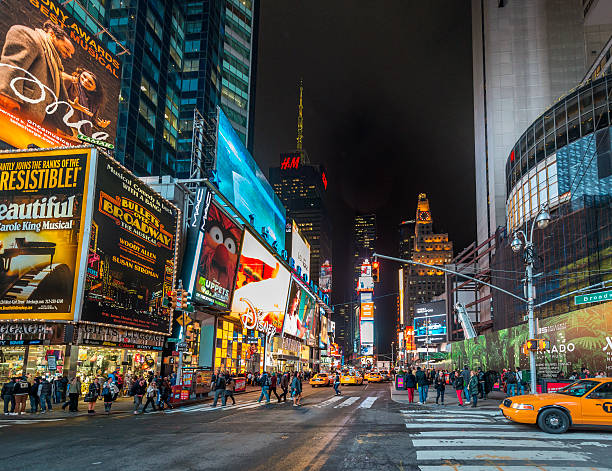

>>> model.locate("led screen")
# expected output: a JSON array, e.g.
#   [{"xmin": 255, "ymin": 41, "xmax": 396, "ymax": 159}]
[
  {"xmin": 0, "ymin": 0, "xmax": 121, "ymax": 149},
  {"xmin": 319, "ymin": 260, "xmax": 332, "ymax": 293},
  {"xmin": 360, "ymin": 302, "xmax": 374, "ymax": 320},
  {"xmin": 216, "ymin": 109, "xmax": 285, "ymax": 251},
  {"xmin": 413, "ymin": 300, "xmax": 447, "ymax": 345},
  {"xmin": 283, "ymin": 277, "xmax": 315, "ymax": 341},
  {"xmin": 290, "ymin": 220, "xmax": 310, "ymax": 278},
  {"xmin": 319, "ymin": 310, "xmax": 328, "ymax": 348},
  {"xmin": 231, "ymin": 230, "xmax": 290, "ymax": 336},
  {"xmin": 360, "ymin": 320, "xmax": 374, "ymax": 344}
]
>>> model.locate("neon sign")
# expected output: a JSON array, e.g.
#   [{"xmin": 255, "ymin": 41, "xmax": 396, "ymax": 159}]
[
  {"xmin": 280, "ymin": 152, "xmax": 300, "ymax": 170},
  {"xmin": 321, "ymin": 171, "xmax": 327, "ymax": 189}
]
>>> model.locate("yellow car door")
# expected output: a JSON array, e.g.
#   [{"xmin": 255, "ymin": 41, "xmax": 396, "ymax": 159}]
[{"xmin": 580, "ymin": 381, "xmax": 612, "ymax": 425}]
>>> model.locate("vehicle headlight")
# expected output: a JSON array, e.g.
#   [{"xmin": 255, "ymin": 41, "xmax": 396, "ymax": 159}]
[{"xmin": 510, "ymin": 403, "xmax": 534, "ymax": 410}]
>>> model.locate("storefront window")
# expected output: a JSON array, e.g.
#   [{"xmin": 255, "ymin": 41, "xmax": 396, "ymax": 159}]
[
  {"xmin": 26, "ymin": 345, "xmax": 66, "ymax": 379},
  {"xmin": 0, "ymin": 346, "xmax": 25, "ymax": 383}
]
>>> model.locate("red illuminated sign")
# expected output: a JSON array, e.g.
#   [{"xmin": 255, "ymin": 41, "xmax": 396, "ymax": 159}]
[
  {"xmin": 510, "ymin": 149, "xmax": 515, "ymax": 162},
  {"xmin": 280, "ymin": 153, "xmax": 301, "ymax": 169},
  {"xmin": 321, "ymin": 171, "xmax": 327, "ymax": 189}
]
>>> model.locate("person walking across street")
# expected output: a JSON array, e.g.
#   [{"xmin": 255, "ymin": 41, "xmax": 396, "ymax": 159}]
[
  {"xmin": 2, "ymin": 378, "xmax": 15, "ymax": 415},
  {"xmin": 211, "ymin": 370, "xmax": 227, "ymax": 407},
  {"xmin": 158, "ymin": 379, "xmax": 172, "ymax": 411},
  {"xmin": 130, "ymin": 377, "xmax": 146, "ymax": 414},
  {"xmin": 405, "ymin": 369, "xmax": 416, "ymax": 403},
  {"xmin": 415, "ymin": 367, "xmax": 428, "ymax": 404},
  {"xmin": 257, "ymin": 371, "xmax": 271, "ymax": 404},
  {"xmin": 291, "ymin": 372, "xmax": 302, "ymax": 406},
  {"xmin": 279, "ymin": 372, "xmax": 290, "ymax": 402},
  {"xmin": 269, "ymin": 372, "xmax": 280, "ymax": 402},
  {"xmin": 142, "ymin": 381, "xmax": 158, "ymax": 413},
  {"xmin": 39, "ymin": 377, "xmax": 53, "ymax": 413},
  {"xmin": 101, "ymin": 378, "xmax": 118, "ymax": 414},
  {"xmin": 468, "ymin": 370, "xmax": 479, "ymax": 407},
  {"xmin": 224, "ymin": 375, "xmax": 236, "ymax": 405},
  {"xmin": 13, "ymin": 377, "xmax": 30, "ymax": 415},
  {"xmin": 452, "ymin": 370, "xmax": 464, "ymax": 406},
  {"xmin": 460, "ymin": 366, "xmax": 471, "ymax": 404},
  {"xmin": 434, "ymin": 370, "xmax": 445, "ymax": 405},
  {"xmin": 333, "ymin": 371, "xmax": 341, "ymax": 396}
]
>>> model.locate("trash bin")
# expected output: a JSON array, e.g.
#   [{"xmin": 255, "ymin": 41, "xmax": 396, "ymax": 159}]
[{"xmin": 395, "ymin": 374, "xmax": 405, "ymax": 390}]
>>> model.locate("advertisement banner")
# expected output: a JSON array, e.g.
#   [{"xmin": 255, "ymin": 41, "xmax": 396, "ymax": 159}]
[
  {"xmin": 75, "ymin": 324, "xmax": 165, "ymax": 351},
  {"xmin": 450, "ymin": 302, "xmax": 612, "ymax": 377},
  {"xmin": 360, "ymin": 302, "xmax": 374, "ymax": 320},
  {"xmin": 283, "ymin": 277, "xmax": 316, "ymax": 341},
  {"xmin": 360, "ymin": 320, "xmax": 374, "ymax": 345},
  {"xmin": 319, "ymin": 311, "xmax": 328, "ymax": 348},
  {"xmin": 216, "ymin": 110, "xmax": 285, "ymax": 251},
  {"xmin": 191, "ymin": 199, "xmax": 242, "ymax": 309},
  {"xmin": 0, "ymin": 321, "xmax": 66, "ymax": 345},
  {"xmin": 289, "ymin": 220, "xmax": 310, "ymax": 278},
  {"xmin": 319, "ymin": 260, "xmax": 332, "ymax": 294},
  {"xmin": 231, "ymin": 231, "xmax": 290, "ymax": 337},
  {"xmin": 413, "ymin": 300, "xmax": 447, "ymax": 345},
  {"xmin": 0, "ymin": 0, "xmax": 121, "ymax": 149},
  {"xmin": 0, "ymin": 148, "xmax": 91, "ymax": 320},
  {"xmin": 82, "ymin": 156, "xmax": 178, "ymax": 334}
]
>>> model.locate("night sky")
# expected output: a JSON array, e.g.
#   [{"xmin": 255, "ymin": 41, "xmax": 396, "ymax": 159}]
[{"xmin": 253, "ymin": 1, "xmax": 476, "ymax": 354}]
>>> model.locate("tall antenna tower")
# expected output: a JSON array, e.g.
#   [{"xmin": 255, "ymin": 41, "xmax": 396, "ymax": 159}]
[{"xmin": 296, "ymin": 78, "xmax": 304, "ymax": 151}]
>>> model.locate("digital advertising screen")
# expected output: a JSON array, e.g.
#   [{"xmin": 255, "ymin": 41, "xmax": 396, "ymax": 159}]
[
  {"xmin": 413, "ymin": 300, "xmax": 447, "ymax": 345},
  {"xmin": 0, "ymin": 148, "xmax": 91, "ymax": 320},
  {"xmin": 360, "ymin": 302, "xmax": 374, "ymax": 320},
  {"xmin": 319, "ymin": 260, "xmax": 332, "ymax": 293},
  {"xmin": 81, "ymin": 155, "xmax": 178, "ymax": 334},
  {"xmin": 216, "ymin": 110, "xmax": 286, "ymax": 251},
  {"xmin": 319, "ymin": 310, "xmax": 328, "ymax": 348},
  {"xmin": 191, "ymin": 199, "xmax": 243, "ymax": 309},
  {"xmin": 283, "ymin": 276, "xmax": 315, "ymax": 341},
  {"xmin": 0, "ymin": 0, "xmax": 121, "ymax": 149},
  {"xmin": 290, "ymin": 220, "xmax": 310, "ymax": 278},
  {"xmin": 231, "ymin": 230, "xmax": 290, "ymax": 337}
]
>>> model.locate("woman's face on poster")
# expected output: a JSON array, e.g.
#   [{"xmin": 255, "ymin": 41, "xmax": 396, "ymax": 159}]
[{"xmin": 79, "ymin": 71, "xmax": 97, "ymax": 92}]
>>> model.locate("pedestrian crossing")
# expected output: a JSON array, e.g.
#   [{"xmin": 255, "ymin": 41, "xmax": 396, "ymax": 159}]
[{"xmin": 400, "ymin": 408, "xmax": 612, "ymax": 470}]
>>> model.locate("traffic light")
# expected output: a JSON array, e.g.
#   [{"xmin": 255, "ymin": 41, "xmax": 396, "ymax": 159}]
[
  {"xmin": 180, "ymin": 289, "xmax": 188, "ymax": 310},
  {"xmin": 372, "ymin": 261, "xmax": 380, "ymax": 283},
  {"xmin": 525, "ymin": 338, "xmax": 550, "ymax": 352},
  {"xmin": 168, "ymin": 290, "xmax": 177, "ymax": 310}
]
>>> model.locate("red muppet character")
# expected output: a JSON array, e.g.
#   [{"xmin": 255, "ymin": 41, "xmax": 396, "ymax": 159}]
[{"xmin": 198, "ymin": 205, "xmax": 242, "ymax": 289}]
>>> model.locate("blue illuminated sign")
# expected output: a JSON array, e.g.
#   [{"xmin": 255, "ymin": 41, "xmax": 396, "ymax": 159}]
[{"xmin": 216, "ymin": 109, "xmax": 286, "ymax": 251}]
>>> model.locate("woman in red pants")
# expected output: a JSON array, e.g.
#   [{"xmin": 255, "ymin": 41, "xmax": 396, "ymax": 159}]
[
  {"xmin": 405, "ymin": 369, "xmax": 417, "ymax": 403},
  {"xmin": 452, "ymin": 370, "xmax": 464, "ymax": 406}
]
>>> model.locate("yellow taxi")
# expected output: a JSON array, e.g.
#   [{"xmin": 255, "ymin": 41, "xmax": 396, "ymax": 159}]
[
  {"xmin": 365, "ymin": 371, "xmax": 383, "ymax": 383},
  {"xmin": 499, "ymin": 378, "xmax": 612, "ymax": 433},
  {"xmin": 379, "ymin": 370, "xmax": 391, "ymax": 381},
  {"xmin": 309, "ymin": 373, "xmax": 332, "ymax": 387},
  {"xmin": 340, "ymin": 370, "xmax": 364, "ymax": 386}
]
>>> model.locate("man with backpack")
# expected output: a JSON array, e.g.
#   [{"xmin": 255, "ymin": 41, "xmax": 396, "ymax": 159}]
[
  {"xmin": 211, "ymin": 369, "xmax": 227, "ymax": 407},
  {"xmin": 279, "ymin": 372, "xmax": 290, "ymax": 402},
  {"xmin": 333, "ymin": 371, "xmax": 341, "ymax": 396},
  {"xmin": 504, "ymin": 368, "xmax": 517, "ymax": 397},
  {"xmin": 516, "ymin": 367, "xmax": 526, "ymax": 395},
  {"xmin": 257, "ymin": 371, "xmax": 271, "ymax": 404}
]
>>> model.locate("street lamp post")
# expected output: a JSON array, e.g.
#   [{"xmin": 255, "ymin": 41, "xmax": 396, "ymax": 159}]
[{"xmin": 510, "ymin": 205, "xmax": 551, "ymax": 395}]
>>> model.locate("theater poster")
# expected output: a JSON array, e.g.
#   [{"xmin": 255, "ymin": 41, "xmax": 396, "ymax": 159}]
[
  {"xmin": 81, "ymin": 156, "xmax": 179, "ymax": 334},
  {"xmin": 0, "ymin": 147, "xmax": 92, "ymax": 320},
  {"xmin": 0, "ymin": 0, "xmax": 121, "ymax": 149}
]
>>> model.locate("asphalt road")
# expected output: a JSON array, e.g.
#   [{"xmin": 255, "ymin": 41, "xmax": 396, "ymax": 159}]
[{"xmin": 1, "ymin": 382, "xmax": 611, "ymax": 471}]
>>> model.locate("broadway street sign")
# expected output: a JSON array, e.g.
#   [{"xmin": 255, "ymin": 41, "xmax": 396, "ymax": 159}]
[{"xmin": 575, "ymin": 290, "xmax": 612, "ymax": 305}]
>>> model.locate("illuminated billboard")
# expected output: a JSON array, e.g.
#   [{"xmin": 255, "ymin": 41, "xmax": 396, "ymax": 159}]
[
  {"xmin": 360, "ymin": 319, "xmax": 374, "ymax": 355},
  {"xmin": 0, "ymin": 0, "xmax": 121, "ymax": 149},
  {"xmin": 319, "ymin": 310, "xmax": 328, "ymax": 348},
  {"xmin": 413, "ymin": 300, "xmax": 447, "ymax": 345},
  {"xmin": 287, "ymin": 220, "xmax": 310, "ymax": 279},
  {"xmin": 0, "ymin": 148, "xmax": 92, "ymax": 320},
  {"xmin": 231, "ymin": 230, "xmax": 290, "ymax": 337},
  {"xmin": 82, "ymin": 155, "xmax": 179, "ymax": 334},
  {"xmin": 216, "ymin": 109, "xmax": 285, "ymax": 251},
  {"xmin": 283, "ymin": 276, "xmax": 316, "ymax": 341},
  {"xmin": 319, "ymin": 260, "xmax": 331, "ymax": 293},
  {"xmin": 360, "ymin": 302, "xmax": 374, "ymax": 320},
  {"xmin": 188, "ymin": 197, "xmax": 243, "ymax": 310}
]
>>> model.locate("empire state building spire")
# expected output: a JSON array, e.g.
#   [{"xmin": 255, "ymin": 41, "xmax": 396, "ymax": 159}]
[{"xmin": 296, "ymin": 79, "xmax": 304, "ymax": 151}]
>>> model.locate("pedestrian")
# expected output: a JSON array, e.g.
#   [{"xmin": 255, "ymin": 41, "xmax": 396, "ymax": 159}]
[
  {"xmin": 248, "ymin": 372, "xmax": 253, "ymax": 386},
  {"xmin": 101, "ymin": 378, "xmax": 118, "ymax": 414},
  {"xmin": 415, "ymin": 367, "xmax": 428, "ymax": 404},
  {"xmin": 477, "ymin": 367, "xmax": 486, "ymax": 399},
  {"xmin": 405, "ymin": 369, "xmax": 416, "ymax": 403},
  {"xmin": 142, "ymin": 380, "xmax": 158, "ymax": 413},
  {"xmin": 224, "ymin": 374, "xmax": 236, "ymax": 405},
  {"xmin": 130, "ymin": 377, "xmax": 146, "ymax": 414},
  {"xmin": 579, "ymin": 367, "xmax": 590, "ymax": 379},
  {"xmin": 516, "ymin": 367, "xmax": 526, "ymax": 395},
  {"xmin": 29, "ymin": 377, "xmax": 40, "ymax": 413},
  {"xmin": 211, "ymin": 369, "xmax": 227, "ymax": 407},
  {"xmin": 269, "ymin": 372, "xmax": 280, "ymax": 402},
  {"xmin": 62, "ymin": 377, "xmax": 81, "ymax": 412},
  {"xmin": 2, "ymin": 377, "xmax": 16, "ymax": 415},
  {"xmin": 452, "ymin": 370, "xmax": 464, "ymax": 406},
  {"xmin": 158, "ymin": 378, "xmax": 172, "ymax": 410},
  {"xmin": 333, "ymin": 371, "xmax": 341, "ymax": 396},
  {"xmin": 291, "ymin": 372, "xmax": 302, "ymax": 406},
  {"xmin": 460, "ymin": 365, "xmax": 471, "ymax": 404},
  {"xmin": 504, "ymin": 368, "xmax": 517, "ymax": 397},
  {"xmin": 39, "ymin": 377, "xmax": 53, "ymax": 413},
  {"xmin": 280, "ymin": 371, "xmax": 290, "ymax": 401},
  {"xmin": 13, "ymin": 377, "xmax": 29, "ymax": 415},
  {"xmin": 468, "ymin": 370, "xmax": 479, "ymax": 407},
  {"xmin": 86, "ymin": 377, "xmax": 100, "ymax": 414},
  {"xmin": 434, "ymin": 370, "xmax": 445, "ymax": 405},
  {"xmin": 257, "ymin": 371, "xmax": 271, "ymax": 404}
]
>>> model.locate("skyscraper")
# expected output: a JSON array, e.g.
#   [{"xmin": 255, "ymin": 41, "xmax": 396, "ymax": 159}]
[
  {"xmin": 398, "ymin": 219, "xmax": 415, "ymax": 261},
  {"xmin": 352, "ymin": 213, "xmax": 376, "ymax": 290},
  {"xmin": 403, "ymin": 194, "xmax": 453, "ymax": 325}
]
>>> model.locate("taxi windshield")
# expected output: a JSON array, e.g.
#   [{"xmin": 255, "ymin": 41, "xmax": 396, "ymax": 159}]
[{"xmin": 557, "ymin": 380, "xmax": 599, "ymax": 397}]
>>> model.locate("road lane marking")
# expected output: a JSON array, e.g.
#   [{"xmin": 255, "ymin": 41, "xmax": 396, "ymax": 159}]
[
  {"xmin": 411, "ymin": 438, "xmax": 572, "ymax": 448},
  {"xmin": 407, "ymin": 430, "xmax": 612, "ymax": 441},
  {"xmin": 400, "ymin": 409, "xmax": 499, "ymax": 415},
  {"xmin": 416, "ymin": 449, "xmax": 588, "ymax": 461},
  {"xmin": 417, "ymin": 467, "xmax": 604, "ymax": 471},
  {"xmin": 312, "ymin": 396, "xmax": 343, "ymax": 408},
  {"xmin": 405, "ymin": 423, "xmax": 518, "ymax": 430},
  {"xmin": 334, "ymin": 397, "xmax": 359, "ymax": 408},
  {"xmin": 358, "ymin": 396, "xmax": 377, "ymax": 408},
  {"xmin": 405, "ymin": 417, "xmax": 502, "ymax": 423},
  {"xmin": 0, "ymin": 418, "xmax": 66, "ymax": 423}
]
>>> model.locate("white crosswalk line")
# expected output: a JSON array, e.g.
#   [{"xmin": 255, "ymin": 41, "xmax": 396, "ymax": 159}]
[
  {"xmin": 403, "ymin": 413, "xmax": 496, "ymax": 419},
  {"xmin": 0, "ymin": 418, "xmax": 66, "ymax": 424},
  {"xmin": 400, "ymin": 409, "xmax": 499, "ymax": 415},
  {"xmin": 406, "ymin": 417, "xmax": 501, "ymax": 423},
  {"xmin": 358, "ymin": 396, "xmax": 377, "ymax": 408},
  {"xmin": 334, "ymin": 397, "xmax": 359, "ymax": 408},
  {"xmin": 313, "ymin": 396, "xmax": 343, "ymax": 408},
  {"xmin": 405, "ymin": 422, "xmax": 516, "ymax": 430},
  {"xmin": 418, "ymin": 467, "xmax": 603, "ymax": 471},
  {"xmin": 411, "ymin": 438, "xmax": 571, "ymax": 448},
  {"xmin": 408, "ymin": 430, "xmax": 612, "ymax": 441},
  {"xmin": 416, "ymin": 449, "xmax": 589, "ymax": 461}
]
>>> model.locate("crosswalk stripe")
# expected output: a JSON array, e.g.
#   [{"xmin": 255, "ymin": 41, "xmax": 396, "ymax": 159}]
[
  {"xmin": 418, "ymin": 467, "xmax": 603, "ymax": 471},
  {"xmin": 405, "ymin": 417, "xmax": 501, "ymax": 423},
  {"xmin": 400, "ymin": 409, "xmax": 499, "ymax": 416},
  {"xmin": 358, "ymin": 396, "xmax": 377, "ymax": 408},
  {"xmin": 411, "ymin": 438, "xmax": 570, "ymax": 448},
  {"xmin": 313, "ymin": 396, "xmax": 343, "ymax": 408},
  {"xmin": 403, "ymin": 413, "xmax": 496, "ymax": 420},
  {"xmin": 405, "ymin": 423, "xmax": 517, "ymax": 430},
  {"xmin": 335, "ymin": 397, "xmax": 359, "ymax": 408},
  {"xmin": 416, "ymin": 449, "xmax": 588, "ymax": 461},
  {"xmin": 0, "ymin": 418, "xmax": 66, "ymax": 423},
  {"xmin": 408, "ymin": 430, "xmax": 612, "ymax": 441}
]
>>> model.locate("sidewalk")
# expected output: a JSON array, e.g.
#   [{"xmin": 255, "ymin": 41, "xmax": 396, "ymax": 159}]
[
  {"xmin": 2, "ymin": 385, "xmax": 263, "ymax": 421},
  {"xmin": 389, "ymin": 383, "xmax": 506, "ymax": 410}
]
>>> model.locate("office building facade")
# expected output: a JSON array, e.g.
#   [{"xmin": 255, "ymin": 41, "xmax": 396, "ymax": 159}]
[{"xmin": 352, "ymin": 213, "xmax": 377, "ymax": 290}]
